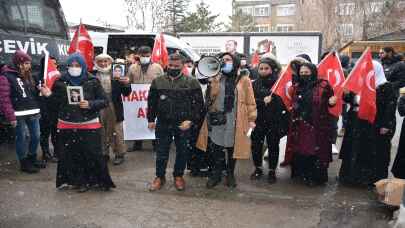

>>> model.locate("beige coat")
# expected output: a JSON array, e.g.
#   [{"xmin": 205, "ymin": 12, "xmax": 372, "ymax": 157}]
[
  {"xmin": 127, "ymin": 63, "xmax": 163, "ymax": 84},
  {"xmin": 196, "ymin": 75, "xmax": 257, "ymax": 159}
]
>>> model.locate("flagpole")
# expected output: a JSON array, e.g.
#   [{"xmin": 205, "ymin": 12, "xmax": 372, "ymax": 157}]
[
  {"xmin": 43, "ymin": 51, "xmax": 49, "ymax": 87},
  {"xmin": 76, "ymin": 18, "xmax": 82, "ymax": 52}
]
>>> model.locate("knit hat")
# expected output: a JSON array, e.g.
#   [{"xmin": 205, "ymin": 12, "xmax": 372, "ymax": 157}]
[{"xmin": 13, "ymin": 50, "xmax": 32, "ymax": 66}]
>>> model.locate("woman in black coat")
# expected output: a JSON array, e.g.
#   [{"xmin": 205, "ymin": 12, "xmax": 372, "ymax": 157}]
[
  {"xmin": 250, "ymin": 57, "xmax": 289, "ymax": 183},
  {"xmin": 41, "ymin": 53, "xmax": 115, "ymax": 192},
  {"xmin": 392, "ymin": 95, "xmax": 405, "ymax": 178}
]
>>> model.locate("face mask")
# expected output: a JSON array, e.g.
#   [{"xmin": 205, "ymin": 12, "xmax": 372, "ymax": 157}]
[
  {"xmin": 186, "ymin": 67, "xmax": 193, "ymax": 75},
  {"xmin": 222, "ymin": 63, "xmax": 233, "ymax": 74},
  {"xmin": 140, "ymin": 57, "xmax": 151, "ymax": 65},
  {"xmin": 68, "ymin": 67, "xmax": 82, "ymax": 77},
  {"xmin": 167, "ymin": 68, "xmax": 181, "ymax": 77},
  {"xmin": 240, "ymin": 60, "xmax": 247, "ymax": 66}
]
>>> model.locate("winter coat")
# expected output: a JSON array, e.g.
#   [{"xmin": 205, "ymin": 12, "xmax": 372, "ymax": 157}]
[
  {"xmin": 0, "ymin": 74, "xmax": 16, "ymax": 122},
  {"xmin": 392, "ymin": 96, "xmax": 405, "ymax": 178},
  {"xmin": 128, "ymin": 63, "xmax": 164, "ymax": 84},
  {"xmin": 92, "ymin": 70, "xmax": 131, "ymax": 122},
  {"xmin": 49, "ymin": 73, "xmax": 108, "ymax": 124},
  {"xmin": 375, "ymin": 82, "xmax": 397, "ymax": 136},
  {"xmin": 252, "ymin": 76, "xmax": 289, "ymax": 137},
  {"xmin": 196, "ymin": 74, "xmax": 257, "ymax": 159},
  {"xmin": 1, "ymin": 65, "xmax": 40, "ymax": 119},
  {"xmin": 147, "ymin": 73, "xmax": 204, "ymax": 125},
  {"xmin": 382, "ymin": 56, "xmax": 405, "ymax": 90}
]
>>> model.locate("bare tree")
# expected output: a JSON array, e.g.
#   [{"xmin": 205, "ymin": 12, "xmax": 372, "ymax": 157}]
[{"xmin": 125, "ymin": 0, "xmax": 169, "ymax": 32}]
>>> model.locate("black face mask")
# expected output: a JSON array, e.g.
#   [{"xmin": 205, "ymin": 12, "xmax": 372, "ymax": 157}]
[{"xmin": 167, "ymin": 68, "xmax": 181, "ymax": 77}]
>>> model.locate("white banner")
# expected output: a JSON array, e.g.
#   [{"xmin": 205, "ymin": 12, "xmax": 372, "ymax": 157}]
[
  {"xmin": 123, "ymin": 84, "xmax": 155, "ymax": 140},
  {"xmin": 180, "ymin": 36, "xmax": 245, "ymax": 56}
]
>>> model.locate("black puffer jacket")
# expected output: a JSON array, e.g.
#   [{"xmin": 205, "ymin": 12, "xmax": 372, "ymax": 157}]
[
  {"xmin": 50, "ymin": 74, "xmax": 108, "ymax": 123},
  {"xmin": 252, "ymin": 76, "xmax": 289, "ymax": 136}
]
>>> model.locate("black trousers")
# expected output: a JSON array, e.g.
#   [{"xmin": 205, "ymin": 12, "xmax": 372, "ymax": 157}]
[
  {"xmin": 251, "ymin": 126, "xmax": 281, "ymax": 170},
  {"xmin": 39, "ymin": 114, "xmax": 58, "ymax": 158},
  {"xmin": 208, "ymin": 138, "xmax": 236, "ymax": 179}
]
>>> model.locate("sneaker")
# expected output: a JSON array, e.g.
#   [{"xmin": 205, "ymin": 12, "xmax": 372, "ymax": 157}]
[
  {"xmin": 250, "ymin": 168, "xmax": 264, "ymax": 180},
  {"xmin": 174, "ymin": 176, "xmax": 186, "ymax": 191},
  {"xmin": 113, "ymin": 155, "xmax": 125, "ymax": 166},
  {"xmin": 267, "ymin": 170, "xmax": 277, "ymax": 184},
  {"xmin": 149, "ymin": 177, "xmax": 166, "ymax": 191},
  {"xmin": 20, "ymin": 158, "xmax": 39, "ymax": 174},
  {"xmin": 332, "ymin": 144, "xmax": 339, "ymax": 155}
]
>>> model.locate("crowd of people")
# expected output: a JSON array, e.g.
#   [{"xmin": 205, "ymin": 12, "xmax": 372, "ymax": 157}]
[{"xmin": 0, "ymin": 45, "xmax": 404, "ymax": 193}]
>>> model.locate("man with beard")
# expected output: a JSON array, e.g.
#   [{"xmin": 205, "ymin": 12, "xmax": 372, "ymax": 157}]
[
  {"xmin": 147, "ymin": 53, "xmax": 204, "ymax": 191},
  {"xmin": 93, "ymin": 54, "xmax": 131, "ymax": 165},
  {"xmin": 127, "ymin": 46, "xmax": 164, "ymax": 151},
  {"xmin": 379, "ymin": 47, "xmax": 405, "ymax": 91}
]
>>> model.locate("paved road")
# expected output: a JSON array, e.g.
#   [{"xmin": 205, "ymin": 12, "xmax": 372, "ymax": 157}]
[{"xmin": 0, "ymin": 116, "xmax": 402, "ymax": 228}]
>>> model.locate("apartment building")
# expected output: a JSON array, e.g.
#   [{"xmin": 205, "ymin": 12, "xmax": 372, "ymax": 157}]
[{"xmin": 232, "ymin": 0, "xmax": 298, "ymax": 32}]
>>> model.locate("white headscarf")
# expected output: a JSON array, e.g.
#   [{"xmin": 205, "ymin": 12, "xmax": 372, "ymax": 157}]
[{"xmin": 372, "ymin": 60, "xmax": 387, "ymax": 88}]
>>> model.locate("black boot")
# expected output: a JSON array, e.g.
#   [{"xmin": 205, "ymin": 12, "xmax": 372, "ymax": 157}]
[
  {"xmin": 267, "ymin": 169, "xmax": 277, "ymax": 184},
  {"xmin": 225, "ymin": 149, "xmax": 237, "ymax": 188},
  {"xmin": 27, "ymin": 154, "xmax": 46, "ymax": 169},
  {"xmin": 206, "ymin": 173, "xmax": 221, "ymax": 189},
  {"xmin": 250, "ymin": 167, "xmax": 264, "ymax": 180},
  {"xmin": 20, "ymin": 158, "xmax": 39, "ymax": 173}
]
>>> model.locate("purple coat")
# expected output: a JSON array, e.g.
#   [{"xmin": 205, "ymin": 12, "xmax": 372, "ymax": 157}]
[{"xmin": 0, "ymin": 72, "xmax": 16, "ymax": 122}]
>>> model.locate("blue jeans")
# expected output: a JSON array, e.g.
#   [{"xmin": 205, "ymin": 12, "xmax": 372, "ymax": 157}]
[
  {"xmin": 15, "ymin": 115, "xmax": 40, "ymax": 160},
  {"xmin": 155, "ymin": 122, "xmax": 191, "ymax": 178}
]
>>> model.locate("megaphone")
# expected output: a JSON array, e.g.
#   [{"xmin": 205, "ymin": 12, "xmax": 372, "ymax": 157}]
[{"xmin": 197, "ymin": 56, "xmax": 222, "ymax": 78}]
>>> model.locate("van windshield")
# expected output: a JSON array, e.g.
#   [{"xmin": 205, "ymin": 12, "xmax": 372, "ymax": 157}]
[{"xmin": 0, "ymin": 0, "xmax": 68, "ymax": 39}]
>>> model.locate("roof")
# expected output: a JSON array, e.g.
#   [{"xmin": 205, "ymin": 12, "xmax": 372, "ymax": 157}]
[
  {"xmin": 69, "ymin": 23, "xmax": 125, "ymax": 33},
  {"xmin": 368, "ymin": 29, "xmax": 405, "ymax": 41}
]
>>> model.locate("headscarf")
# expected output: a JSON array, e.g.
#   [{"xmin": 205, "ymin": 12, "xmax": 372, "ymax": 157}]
[
  {"xmin": 94, "ymin": 54, "xmax": 113, "ymax": 73},
  {"xmin": 66, "ymin": 53, "xmax": 87, "ymax": 86},
  {"xmin": 258, "ymin": 57, "xmax": 281, "ymax": 87},
  {"xmin": 218, "ymin": 52, "xmax": 241, "ymax": 113},
  {"xmin": 294, "ymin": 62, "xmax": 319, "ymax": 123},
  {"xmin": 372, "ymin": 60, "xmax": 387, "ymax": 88}
]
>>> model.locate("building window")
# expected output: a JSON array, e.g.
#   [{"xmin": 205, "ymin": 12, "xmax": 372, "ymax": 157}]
[
  {"xmin": 337, "ymin": 3, "xmax": 355, "ymax": 16},
  {"xmin": 254, "ymin": 5, "xmax": 270, "ymax": 17},
  {"xmin": 255, "ymin": 24, "xmax": 270, "ymax": 32},
  {"xmin": 276, "ymin": 4, "xmax": 296, "ymax": 17},
  {"xmin": 369, "ymin": 1, "xmax": 384, "ymax": 13},
  {"xmin": 276, "ymin": 24, "xmax": 294, "ymax": 32},
  {"xmin": 239, "ymin": 6, "xmax": 254, "ymax": 16},
  {"xmin": 337, "ymin": 24, "xmax": 353, "ymax": 37}
]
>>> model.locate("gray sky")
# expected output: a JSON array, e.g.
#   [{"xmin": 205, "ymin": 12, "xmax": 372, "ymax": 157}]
[{"xmin": 60, "ymin": 0, "xmax": 232, "ymax": 30}]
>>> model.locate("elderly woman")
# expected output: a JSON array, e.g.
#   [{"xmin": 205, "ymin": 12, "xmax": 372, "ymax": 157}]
[
  {"xmin": 93, "ymin": 54, "xmax": 131, "ymax": 165},
  {"xmin": 287, "ymin": 62, "xmax": 336, "ymax": 187},
  {"xmin": 196, "ymin": 52, "xmax": 257, "ymax": 189},
  {"xmin": 41, "ymin": 53, "xmax": 115, "ymax": 192}
]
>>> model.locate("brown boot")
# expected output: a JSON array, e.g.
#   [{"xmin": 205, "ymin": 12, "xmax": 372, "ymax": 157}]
[
  {"xmin": 149, "ymin": 177, "xmax": 166, "ymax": 191},
  {"xmin": 174, "ymin": 176, "xmax": 185, "ymax": 191}
]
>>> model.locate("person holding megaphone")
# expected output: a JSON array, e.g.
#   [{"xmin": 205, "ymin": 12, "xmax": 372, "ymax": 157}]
[{"xmin": 196, "ymin": 52, "xmax": 257, "ymax": 189}]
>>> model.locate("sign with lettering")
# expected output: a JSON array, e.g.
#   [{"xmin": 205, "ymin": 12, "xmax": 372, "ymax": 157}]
[{"xmin": 122, "ymin": 84, "xmax": 155, "ymax": 140}]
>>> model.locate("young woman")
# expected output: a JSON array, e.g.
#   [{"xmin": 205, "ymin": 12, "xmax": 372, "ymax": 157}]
[
  {"xmin": 250, "ymin": 57, "xmax": 289, "ymax": 183},
  {"xmin": 196, "ymin": 52, "xmax": 257, "ymax": 189}
]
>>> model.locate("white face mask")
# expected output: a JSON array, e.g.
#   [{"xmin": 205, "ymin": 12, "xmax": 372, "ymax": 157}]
[
  {"xmin": 68, "ymin": 67, "xmax": 82, "ymax": 77},
  {"xmin": 186, "ymin": 67, "xmax": 193, "ymax": 75},
  {"xmin": 140, "ymin": 57, "xmax": 151, "ymax": 65}
]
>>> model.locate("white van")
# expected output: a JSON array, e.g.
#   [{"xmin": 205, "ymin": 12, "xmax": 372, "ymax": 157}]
[{"xmin": 87, "ymin": 32, "xmax": 200, "ymax": 62}]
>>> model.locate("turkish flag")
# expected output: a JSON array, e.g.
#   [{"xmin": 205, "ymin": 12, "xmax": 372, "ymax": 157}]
[
  {"xmin": 43, "ymin": 53, "xmax": 60, "ymax": 90},
  {"xmin": 151, "ymin": 33, "xmax": 169, "ymax": 69},
  {"xmin": 271, "ymin": 65, "xmax": 293, "ymax": 110},
  {"xmin": 317, "ymin": 52, "xmax": 345, "ymax": 117},
  {"xmin": 68, "ymin": 24, "xmax": 94, "ymax": 70},
  {"xmin": 343, "ymin": 48, "xmax": 376, "ymax": 123}
]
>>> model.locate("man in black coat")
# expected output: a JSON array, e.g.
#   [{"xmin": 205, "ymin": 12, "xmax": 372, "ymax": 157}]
[{"xmin": 379, "ymin": 47, "xmax": 405, "ymax": 91}]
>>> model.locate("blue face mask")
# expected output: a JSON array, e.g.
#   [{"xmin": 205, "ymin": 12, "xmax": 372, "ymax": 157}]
[{"xmin": 222, "ymin": 63, "xmax": 233, "ymax": 74}]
